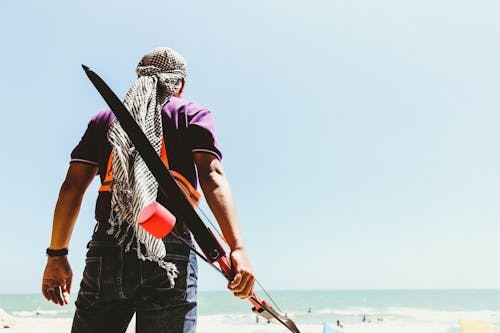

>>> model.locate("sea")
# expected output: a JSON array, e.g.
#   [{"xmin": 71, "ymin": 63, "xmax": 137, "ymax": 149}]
[{"xmin": 1, "ymin": 290, "xmax": 499, "ymax": 333}]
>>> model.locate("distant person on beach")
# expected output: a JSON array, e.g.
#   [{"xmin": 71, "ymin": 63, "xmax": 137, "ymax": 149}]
[
  {"xmin": 41, "ymin": 47, "xmax": 255, "ymax": 333},
  {"xmin": 336, "ymin": 320, "xmax": 343, "ymax": 328},
  {"xmin": 362, "ymin": 314, "xmax": 366, "ymax": 322},
  {"xmin": 307, "ymin": 307, "xmax": 312, "ymax": 314}
]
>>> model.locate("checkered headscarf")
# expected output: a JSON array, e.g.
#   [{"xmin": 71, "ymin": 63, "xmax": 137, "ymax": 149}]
[{"xmin": 106, "ymin": 47, "xmax": 187, "ymax": 285}]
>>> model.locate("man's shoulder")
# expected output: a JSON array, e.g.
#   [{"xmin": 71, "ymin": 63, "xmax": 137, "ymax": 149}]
[
  {"xmin": 85, "ymin": 110, "xmax": 115, "ymax": 140},
  {"xmin": 164, "ymin": 97, "xmax": 210, "ymax": 115},
  {"xmin": 90, "ymin": 109, "xmax": 115, "ymax": 126}
]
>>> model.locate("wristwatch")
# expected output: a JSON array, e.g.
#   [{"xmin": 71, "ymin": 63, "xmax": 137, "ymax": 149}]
[{"xmin": 46, "ymin": 248, "xmax": 68, "ymax": 257}]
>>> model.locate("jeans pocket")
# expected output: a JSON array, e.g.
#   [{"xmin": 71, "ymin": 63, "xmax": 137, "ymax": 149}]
[
  {"xmin": 81, "ymin": 257, "xmax": 102, "ymax": 294},
  {"xmin": 76, "ymin": 257, "xmax": 102, "ymax": 309},
  {"xmin": 139, "ymin": 255, "xmax": 190, "ymax": 310},
  {"xmin": 140, "ymin": 254, "xmax": 188, "ymax": 290}
]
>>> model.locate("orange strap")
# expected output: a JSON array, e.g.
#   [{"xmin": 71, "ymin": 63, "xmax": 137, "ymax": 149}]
[
  {"xmin": 99, "ymin": 138, "xmax": 201, "ymax": 207},
  {"xmin": 98, "ymin": 150, "xmax": 115, "ymax": 192},
  {"xmin": 170, "ymin": 170, "xmax": 201, "ymax": 207}
]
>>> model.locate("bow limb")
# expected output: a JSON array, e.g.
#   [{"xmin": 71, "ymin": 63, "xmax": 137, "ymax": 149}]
[{"xmin": 83, "ymin": 65, "xmax": 301, "ymax": 333}]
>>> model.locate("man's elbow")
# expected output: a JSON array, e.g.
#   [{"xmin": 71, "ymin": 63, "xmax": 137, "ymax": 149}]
[{"xmin": 199, "ymin": 167, "xmax": 225, "ymax": 192}]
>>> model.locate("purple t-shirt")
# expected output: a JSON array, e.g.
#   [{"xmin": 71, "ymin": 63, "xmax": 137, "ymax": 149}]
[{"xmin": 71, "ymin": 97, "xmax": 222, "ymax": 223}]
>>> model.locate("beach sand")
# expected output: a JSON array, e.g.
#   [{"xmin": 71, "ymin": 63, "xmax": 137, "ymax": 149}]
[
  {"xmin": 0, "ymin": 315, "xmax": 431, "ymax": 333},
  {"xmin": 0, "ymin": 307, "xmax": 465, "ymax": 333},
  {"xmin": 0, "ymin": 313, "xmax": 397, "ymax": 333},
  {"xmin": 0, "ymin": 320, "xmax": 382, "ymax": 333},
  {"xmin": 0, "ymin": 316, "xmax": 102, "ymax": 332}
]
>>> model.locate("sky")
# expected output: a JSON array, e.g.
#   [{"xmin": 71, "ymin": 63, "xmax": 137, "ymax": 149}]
[{"xmin": 0, "ymin": 0, "xmax": 499, "ymax": 294}]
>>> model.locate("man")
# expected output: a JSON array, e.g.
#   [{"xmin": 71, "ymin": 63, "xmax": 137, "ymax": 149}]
[{"xmin": 42, "ymin": 47, "xmax": 254, "ymax": 333}]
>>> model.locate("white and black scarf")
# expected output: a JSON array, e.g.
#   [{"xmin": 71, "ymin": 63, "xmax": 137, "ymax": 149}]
[{"xmin": 106, "ymin": 47, "xmax": 187, "ymax": 286}]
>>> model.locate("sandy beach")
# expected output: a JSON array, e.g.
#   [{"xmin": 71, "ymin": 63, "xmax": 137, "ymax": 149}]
[
  {"xmin": 0, "ymin": 313, "xmax": 464, "ymax": 333},
  {"xmin": 0, "ymin": 307, "xmax": 406, "ymax": 333},
  {"xmin": 0, "ymin": 316, "xmax": 392, "ymax": 333}
]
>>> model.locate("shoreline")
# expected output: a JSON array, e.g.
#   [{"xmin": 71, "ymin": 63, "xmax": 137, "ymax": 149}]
[
  {"xmin": 0, "ymin": 311, "xmax": 466, "ymax": 333},
  {"xmin": 2, "ymin": 290, "xmax": 498, "ymax": 333}
]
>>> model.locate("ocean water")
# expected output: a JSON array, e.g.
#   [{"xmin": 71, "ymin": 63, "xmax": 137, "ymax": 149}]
[{"xmin": 1, "ymin": 290, "xmax": 499, "ymax": 332}]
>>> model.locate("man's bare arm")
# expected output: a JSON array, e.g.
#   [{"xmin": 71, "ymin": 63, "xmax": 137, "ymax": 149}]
[
  {"xmin": 193, "ymin": 152, "xmax": 254, "ymax": 299},
  {"xmin": 42, "ymin": 162, "xmax": 97, "ymax": 306},
  {"xmin": 50, "ymin": 162, "xmax": 98, "ymax": 249}
]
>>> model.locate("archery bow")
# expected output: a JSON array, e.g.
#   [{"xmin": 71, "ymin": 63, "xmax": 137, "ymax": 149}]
[{"xmin": 82, "ymin": 65, "xmax": 300, "ymax": 333}]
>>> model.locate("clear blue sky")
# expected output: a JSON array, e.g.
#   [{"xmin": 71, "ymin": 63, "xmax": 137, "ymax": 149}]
[{"xmin": 0, "ymin": 0, "xmax": 499, "ymax": 293}]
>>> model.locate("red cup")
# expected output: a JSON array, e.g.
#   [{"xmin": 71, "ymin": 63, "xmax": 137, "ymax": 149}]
[{"xmin": 137, "ymin": 202, "xmax": 176, "ymax": 238}]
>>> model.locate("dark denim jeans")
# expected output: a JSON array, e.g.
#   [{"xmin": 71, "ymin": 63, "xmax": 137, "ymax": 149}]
[{"xmin": 71, "ymin": 224, "xmax": 198, "ymax": 333}]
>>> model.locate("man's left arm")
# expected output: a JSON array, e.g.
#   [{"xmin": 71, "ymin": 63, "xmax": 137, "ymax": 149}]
[
  {"xmin": 193, "ymin": 152, "xmax": 255, "ymax": 299},
  {"xmin": 42, "ymin": 162, "xmax": 97, "ymax": 306}
]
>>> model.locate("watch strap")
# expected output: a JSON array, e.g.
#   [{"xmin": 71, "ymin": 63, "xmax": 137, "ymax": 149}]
[{"xmin": 46, "ymin": 248, "xmax": 68, "ymax": 257}]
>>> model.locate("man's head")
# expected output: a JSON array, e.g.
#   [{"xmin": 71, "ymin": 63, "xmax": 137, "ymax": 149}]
[{"xmin": 136, "ymin": 47, "xmax": 187, "ymax": 97}]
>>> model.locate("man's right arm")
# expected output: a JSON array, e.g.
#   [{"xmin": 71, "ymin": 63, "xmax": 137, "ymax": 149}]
[
  {"xmin": 49, "ymin": 162, "xmax": 97, "ymax": 249},
  {"xmin": 193, "ymin": 152, "xmax": 255, "ymax": 299},
  {"xmin": 42, "ymin": 162, "xmax": 97, "ymax": 306}
]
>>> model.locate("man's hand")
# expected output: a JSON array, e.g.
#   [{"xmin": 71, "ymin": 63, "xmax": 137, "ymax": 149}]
[
  {"xmin": 228, "ymin": 248, "xmax": 255, "ymax": 299},
  {"xmin": 42, "ymin": 256, "xmax": 73, "ymax": 306}
]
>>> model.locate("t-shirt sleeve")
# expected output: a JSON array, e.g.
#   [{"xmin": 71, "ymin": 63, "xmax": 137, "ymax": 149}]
[
  {"xmin": 70, "ymin": 118, "xmax": 99, "ymax": 166},
  {"xmin": 187, "ymin": 108, "xmax": 223, "ymax": 160}
]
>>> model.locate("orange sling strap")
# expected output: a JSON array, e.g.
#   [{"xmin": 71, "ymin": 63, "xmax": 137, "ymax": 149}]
[{"xmin": 98, "ymin": 138, "xmax": 201, "ymax": 207}]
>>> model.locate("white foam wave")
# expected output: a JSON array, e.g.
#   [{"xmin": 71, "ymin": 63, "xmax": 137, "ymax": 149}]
[
  {"xmin": 344, "ymin": 321, "xmax": 462, "ymax": 333},
  {"xmin": 198, "ymin": 313, "xmax": 257, "ymax": 324},
  {"xmin": 308, "ymin": 307, "xmax": 379, "ymax": 316},
  {"xmin": 282, "ymin": 306, "xmax": 500, "ymax": 322},
  {"xmin": 12, "ymin": 309, "xmax": 70, "ymax": 317},
  {"xmin": 382, "ymin": 307, "xmax": 500, "ymax": 323}
]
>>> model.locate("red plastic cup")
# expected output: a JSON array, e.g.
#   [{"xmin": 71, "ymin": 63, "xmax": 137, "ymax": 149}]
[{"xmin": 137, "ymin": 202, "xmax": 176, "ymax": 238}]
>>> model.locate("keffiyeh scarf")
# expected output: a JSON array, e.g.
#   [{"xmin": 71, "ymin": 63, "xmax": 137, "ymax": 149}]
[{"xmin": 106, "ymin": 47, "xmax": 187, "ymax": 286}]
